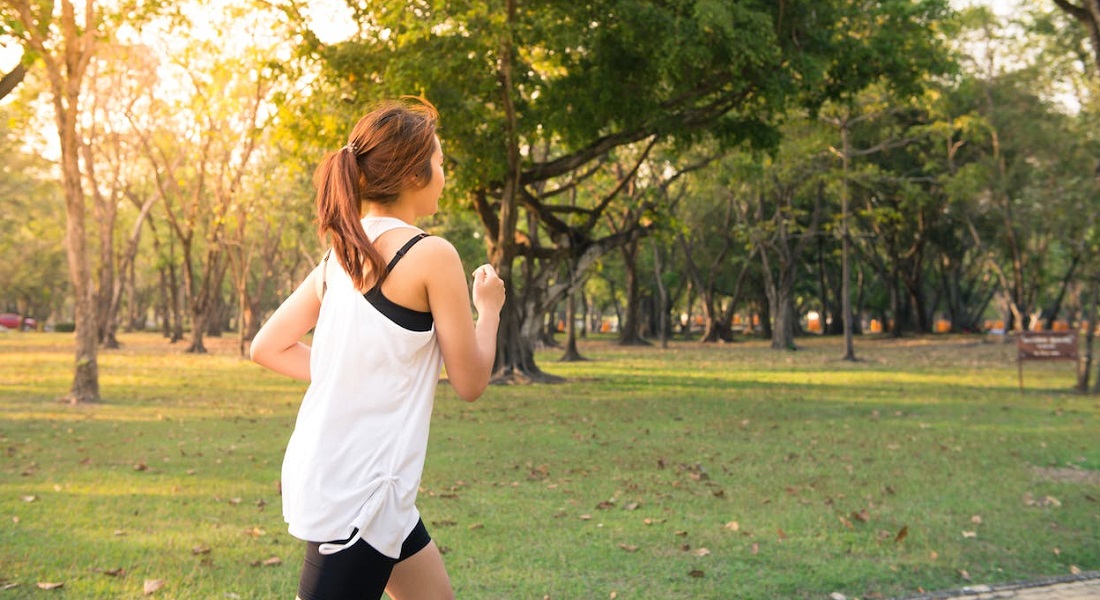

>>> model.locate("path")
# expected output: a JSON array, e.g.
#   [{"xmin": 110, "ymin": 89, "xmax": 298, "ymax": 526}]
[{"xmin": 890, "ymin": 572, "xmax": 1100, "ymax": 600}]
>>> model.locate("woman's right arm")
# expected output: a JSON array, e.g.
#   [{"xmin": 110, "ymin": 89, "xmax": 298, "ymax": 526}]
[
  {"xmin": 249, "ymin": 267, "xmax": 323, "ymax": 381},
  {"xmin": 423, "ymin": 238, "xmax": 504, "ymax": 401}
]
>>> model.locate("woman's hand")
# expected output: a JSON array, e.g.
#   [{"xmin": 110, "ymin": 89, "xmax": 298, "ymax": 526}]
[{"xmin": 471, "ymin": 264, "xmax": 505, "ymax": 317}]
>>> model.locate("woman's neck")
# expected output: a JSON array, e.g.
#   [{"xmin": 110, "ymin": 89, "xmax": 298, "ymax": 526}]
[{"xmin": 362, "ymin": 205, "xmax": 416, "ymax": 224}]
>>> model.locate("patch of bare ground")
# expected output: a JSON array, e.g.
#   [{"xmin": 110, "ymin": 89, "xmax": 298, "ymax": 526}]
[{"xmin": 1031, "ymin": 466, "xmax": 1100, "ymax": 485}]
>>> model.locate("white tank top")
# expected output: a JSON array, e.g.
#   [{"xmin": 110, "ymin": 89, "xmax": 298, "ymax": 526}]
[{"xmin": 281, "ymin": 217, "xmax": 443, "ymax": 558}]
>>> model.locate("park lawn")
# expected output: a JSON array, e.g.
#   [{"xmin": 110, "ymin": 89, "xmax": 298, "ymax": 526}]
[{"xmin": 0, "ymin": 332, "xmax": 1097, "ymax": 599}]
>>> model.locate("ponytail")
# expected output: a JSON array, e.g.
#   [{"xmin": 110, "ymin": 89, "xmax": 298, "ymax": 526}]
[{"xmin": 314, "ymin": 147, "xmax": 387, "ymax": 291}]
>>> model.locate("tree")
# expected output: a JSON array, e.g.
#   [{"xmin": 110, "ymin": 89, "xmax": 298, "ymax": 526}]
[
  {"xmin": 0, "ymin": 100, "xmax": 67, "ymax": 321},
  {"xmin": 288, "ymin": 0, "xmax": 953, "ymax": 380},
  {"xmin": 5, "ymin": 0, "xmax": 102, "ymax": 402},
  {"xmin": 129, "ymin": 1, "xmax": 287, "ymax": 353}
]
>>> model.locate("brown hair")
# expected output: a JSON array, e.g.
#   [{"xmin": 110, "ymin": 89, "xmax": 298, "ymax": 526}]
[{"xmin": 314, "ymin": 96, "xmax": 439, "ymax": 290}]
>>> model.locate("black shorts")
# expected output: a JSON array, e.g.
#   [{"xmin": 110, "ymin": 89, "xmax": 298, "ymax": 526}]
[{"xmin": 297, "ymin": 519, "xmax": 432, "ymax": 600}]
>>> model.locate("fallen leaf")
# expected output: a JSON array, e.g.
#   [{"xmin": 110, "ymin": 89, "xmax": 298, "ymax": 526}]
[
  {"xmin": 0, "ymin": 582, "xmax": 18, "ymax": 590},
  {"xmin": 21, "ymin": 495, "xmax": 37, "ymax": 503},
  {"xmin": 929, "ymin": 550, "xmax": 938, "ymax": 560},
  {"xmin": 618, "ymin": 544, "xmax": 639, "ymax": 553},
  {"xmin": 192, "ymin": 545, "xmax": 211, "ymax": 555},
  {"xmin": 579, "ymin": 514, "xmax": 592, "ymax": 521},
  {"xmin": 1070, "ymin": 565, "xmax": 1082, "ymax": 575},
  {"xmin": 674, "ymin": 530, "xmax": 688, "ymax": 537},
  {"xmin": 777, "ymin": 528, "xmax": 787, "ymax": 540},
  {"xmin": 643, "ymin": 518, "xmax": 664, "ymax": 525},
  {"xmin": 623, "ymin": 502, "xmax": 640, "ymax": 511},
  {"xmin": 133, "ymin": 462, "xmax": 148, "ymax": 472},
  {"xmin": 102, "ymin": 568, "xmax": 125, "ymax": 577},
  {"xmin": 894, "ymin": 526, "xmax": 909, "ymax": 543},
  {"xmin": 971, "ymin": 515, "xmax": 982, "ymax": 525},
  {"xmin": 1053, "ymin": 547, "xmax": 1061, "ymax": 556},
  {"xmin": 610, "ymin": 592, "xmax": 618, "ymax": 599},
  {"xmin": 830, "ymin": 593, "xmax": 847, "ymax": 600},
  {"xmin": 962, "ymin": 531, "xmax": 977, "ymax": 539},
  {"xmin": 468, "ymin": 523, "xmax": 484, "ymax": 531},
  {"xmin": 959, "ymin": 569, "xmax": 971, "ymax": 581},
  {"xmin": 143, "ymin": 579, "xmax": 165, "ymax": 594},
  {"xmin": 751, "ymin": 542, "xmax": 759, "ymax": 555},
  {"xmin": 852, "ymin": 509, "xmax": 870, "ymax": 523},
  {"xmin": 838, "ymin": 516, "xmax": 854, "ymax": 529},
  {"xmin": 243, "ymin": 527, "xmax": 265, "ymax": 537},
  {"xmin": 262, "ymin": 556, "xmax": 281, "ymax": 567},
  {"xmin": 724, "ymin": 521, "xmax": 740, "ymax": 532},
  {"xmin": 691, "ymin": 547, "xmax": 711, "ymax": 557},
  {"xmin": 688, "ymin": 569, "xmax": 705, "ymax": 578},
  {"xmin": 37, "ymin": 582, "xmax": 64, "ymax": 590}
]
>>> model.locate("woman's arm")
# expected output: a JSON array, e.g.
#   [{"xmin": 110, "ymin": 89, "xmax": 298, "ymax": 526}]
[
  {"xmin": 249, "ymin": 267, "xmax": 323, "ymax": 381},
  {"xmin": 422, "ymin": 238, "xmax": 504, "ymax": 401}
]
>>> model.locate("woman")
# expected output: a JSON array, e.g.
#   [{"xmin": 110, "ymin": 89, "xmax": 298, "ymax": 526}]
[{"xmin": 251, "ymin": 97, "xmax": 504, "ymax": 600}]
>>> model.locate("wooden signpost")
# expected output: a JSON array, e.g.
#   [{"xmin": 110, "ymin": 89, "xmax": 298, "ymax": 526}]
[{"xmin": 1016, "ymin": 331, "xmax": 1079, "ymax": 391}]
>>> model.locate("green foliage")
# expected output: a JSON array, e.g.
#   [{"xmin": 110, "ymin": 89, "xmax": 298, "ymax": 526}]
[{"xmin": 0, "ymin": 105, "xmax": 67, "ymax": 319}]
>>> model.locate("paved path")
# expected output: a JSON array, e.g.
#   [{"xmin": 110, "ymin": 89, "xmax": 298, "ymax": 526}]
[{"xmin": 891, "ymin": 571, "xmax": 1100, "ymax": 600}]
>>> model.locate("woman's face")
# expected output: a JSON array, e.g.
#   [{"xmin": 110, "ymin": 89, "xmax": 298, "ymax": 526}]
[{"xmin": 412, "ymin": 136, "xmax": 445, "ymax": 217}]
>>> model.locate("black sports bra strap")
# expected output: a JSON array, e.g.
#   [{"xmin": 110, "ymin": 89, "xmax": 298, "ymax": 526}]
[{"xmin": 386, "ymin": 233, "xmax": 430, "ymax": 271}]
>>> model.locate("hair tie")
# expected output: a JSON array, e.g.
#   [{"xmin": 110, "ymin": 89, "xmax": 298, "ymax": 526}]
[{"xmin": 344, "ymin": 142, "xmax": 358, "ymax": 154}]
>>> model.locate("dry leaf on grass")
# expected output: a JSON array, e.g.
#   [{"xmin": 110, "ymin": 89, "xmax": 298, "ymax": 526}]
[
  {"xmin": 894, "ymin": 526, "xmax": 909, "ymax": 543},
  {"xmin": 618, "ymin": 544, "xmax": 639, "ymax": 552},
  {"xmin": 143, "ymin": 579, "xmax": 165, "ymax": 595},
  {"xmin": 688, "ymin": 569, "xmax": 705, "ymax": 578},
  {"xmin": 37, "ymin": 582, "xmax": 64, "ymax": 590},
  {"xmin": 724, "ymin": 521, "xmax": 739, "ymax": 532},
  {"xmin": 691, "ymin": 547, "xmax": 710, "ymax": 557}
]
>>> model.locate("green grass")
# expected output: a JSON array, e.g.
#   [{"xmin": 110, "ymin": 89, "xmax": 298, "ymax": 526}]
[{"xmin": 0, "ymin": 332, "xmax": 1097, "ymax": 599}]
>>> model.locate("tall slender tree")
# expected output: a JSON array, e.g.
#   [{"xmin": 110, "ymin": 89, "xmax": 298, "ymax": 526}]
[{"xmin": 5, "ymin": 0, "xmax": 101, "ymax": 402}]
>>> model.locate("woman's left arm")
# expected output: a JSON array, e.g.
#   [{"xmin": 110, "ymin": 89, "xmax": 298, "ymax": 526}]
[{"xmin": 250, "ymin": 267, "xmax": 322, "ymax": 381}]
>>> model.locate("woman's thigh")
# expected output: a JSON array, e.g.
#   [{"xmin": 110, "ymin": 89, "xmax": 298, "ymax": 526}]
[{"xmin": 383, "ymin": 541, "xmax": 454, "ymax": 600}]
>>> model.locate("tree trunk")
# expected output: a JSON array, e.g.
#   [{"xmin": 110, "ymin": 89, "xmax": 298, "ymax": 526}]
[
  {"xmin": 560, "ymin": 286, "xmax": 586, "ymax": 362},
  {"xmin": 1080, "ymin": 279, "xmax": 1097, "ymax": 393},
  {"xmin": 618, "ymin": 238, "xmax": 649, "ymax": 346},
  {"xmin": 840, "ymin": 122, "xmax": 857, "ymax": 361},
  {"xmin": 1047, "ymin": 255, "xmax": 1080, "ymax": 330},
  {"xmin": 771, "ymin": 286, "xmax": 797, "ymax": 351}
]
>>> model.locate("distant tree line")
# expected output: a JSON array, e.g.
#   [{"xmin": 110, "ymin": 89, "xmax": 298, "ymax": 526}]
[{"xmin": 2, "ymin": 0, "xmax": 1099, "ymax": 400}]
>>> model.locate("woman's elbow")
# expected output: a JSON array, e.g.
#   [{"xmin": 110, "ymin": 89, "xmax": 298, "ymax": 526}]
[
  {"xmin": 450, "ymin": 378, "xmax": 489, "ymax": 402},
  {"xmin": 249, "ymin": 338, "xmax": 271, "ymax": 366}
]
